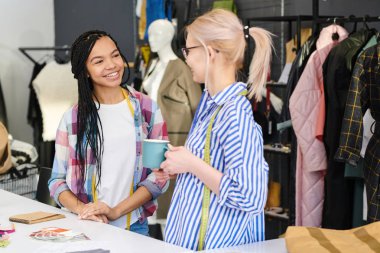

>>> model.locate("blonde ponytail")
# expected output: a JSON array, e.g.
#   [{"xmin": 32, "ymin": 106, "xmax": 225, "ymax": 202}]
[
  {"xmin": 186, "ymin": 9, "xmax": 273, "ymax": 100},
  {"xmin": 247, "ymin": 27, "xmax": 273, "ymax": 101}
]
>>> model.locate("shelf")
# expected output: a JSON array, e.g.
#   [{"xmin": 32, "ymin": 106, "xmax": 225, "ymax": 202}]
[
  {"xmin": 265, "ymin": 210, "xmax": 289, "ymax": 221},
  {"xmin": 266, "ymin": 82, "xmax": 287, "ymax": 88},
  {"xmin": 264, "ymin": 144, "xmax": 291, "ymax": 154}
]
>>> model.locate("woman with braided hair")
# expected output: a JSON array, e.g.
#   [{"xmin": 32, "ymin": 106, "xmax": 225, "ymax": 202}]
[
  {"xmin": 154, "ymin": 9, "xmax": 272, "ymax": 250},
  {"xmin": 48, "ymin": 30, "xmax": 169, "ymax": 236}
]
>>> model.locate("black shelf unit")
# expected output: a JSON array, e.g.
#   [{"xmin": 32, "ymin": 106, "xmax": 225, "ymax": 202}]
[
  {"xmin": 264, "ymin": 144, "xmax": 291, "ymax": 239},
  {"xmin": 244, "ymin": 12, "xmax": 320, "ymax": 237},
  {"xmin": 243, "ymin": 0, "xmax": 380, "ymax": 239}
]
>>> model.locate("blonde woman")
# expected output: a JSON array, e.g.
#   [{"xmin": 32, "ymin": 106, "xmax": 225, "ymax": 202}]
[{"xmin": 155, "ymin": 9, "xmax": 272, "ymax": 250}]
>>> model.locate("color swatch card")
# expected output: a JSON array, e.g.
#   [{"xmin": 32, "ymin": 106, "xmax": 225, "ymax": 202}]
[{"xmin": 30, "ymin": 227, "xmax": 90, "ymax": 242}]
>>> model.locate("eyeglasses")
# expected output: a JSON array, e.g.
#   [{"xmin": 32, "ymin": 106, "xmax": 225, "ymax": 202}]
[{"xmin": 181, "ymin": 45, "xmax": 202, "ymax": 59}]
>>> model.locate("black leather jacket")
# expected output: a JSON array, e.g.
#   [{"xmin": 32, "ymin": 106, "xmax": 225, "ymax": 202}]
[
  {"xmin": 322, "ymin": 28, "xmax": 375, "ymax": 229},
  {"xmin": 283, "ymin": 35, "xmax": 318, "ymax": 121}
]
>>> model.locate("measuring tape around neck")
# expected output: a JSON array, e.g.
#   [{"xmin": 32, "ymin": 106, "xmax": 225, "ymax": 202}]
[{"xmin": 197, "ymin": 89, "xmax": 247, "ymax": 250}]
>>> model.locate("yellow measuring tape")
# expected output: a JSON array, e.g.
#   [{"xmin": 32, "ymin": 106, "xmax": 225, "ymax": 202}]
[
  {"xmin": 91, "ymin": 87, "xmax": 135, "ymax": 230},
  {"xmin": 198, "ymin": 89, "xmax": 247, "ymax": 251}
]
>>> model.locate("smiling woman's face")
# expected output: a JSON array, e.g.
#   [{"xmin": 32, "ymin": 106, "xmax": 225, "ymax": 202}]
[{"xmin": 86, "ymin": 36, "xmax": 124, "ymax": 89}]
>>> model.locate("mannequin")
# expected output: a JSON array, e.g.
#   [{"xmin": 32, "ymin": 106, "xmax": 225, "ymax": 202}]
[
  {"xmin": 143, "ymin": 19, "xmax": 178, "ymax": 102},
  {"xmin": 142, "ymin": 19, "xmax": 202, "ymax": 146},
  {"xmin": 142, "ymin": 19, "xmax": 202, "ymax": 220}
]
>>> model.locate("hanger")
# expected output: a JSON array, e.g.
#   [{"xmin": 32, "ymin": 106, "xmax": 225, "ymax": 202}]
[
  {"xmin": 349, "ymin": 15, "xmax": 358, "ymax": 33},
  {"xmin": 331, "ymin": 18, "xmax": 340, "ymax": 41},
  {"xmin": 36, "ymin": 54, "xmax": 53, "ymax": 64},
  {"xmin": 362, "ymin": 15, "xmax": 370, "ymax": 30},
  {"xmin": 54, "ymin": 45, "xmax": 71, "ymax": 64}
]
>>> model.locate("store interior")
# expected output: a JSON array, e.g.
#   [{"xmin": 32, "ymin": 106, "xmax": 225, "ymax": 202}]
[{"xmin": 1, "ymin": 0, "xmax": 380, "ymax": 252}]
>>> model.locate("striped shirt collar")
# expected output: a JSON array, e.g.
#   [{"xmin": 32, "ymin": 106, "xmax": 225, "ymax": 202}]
[{"xmin": 206, "ymin": 82, "xmax": 247, "ymax": 107}]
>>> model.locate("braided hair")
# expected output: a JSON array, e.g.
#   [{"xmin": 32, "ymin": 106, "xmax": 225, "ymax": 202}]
[{"xmin": 70, "ymin": 30, "xmax": 129, "ymax": 195}]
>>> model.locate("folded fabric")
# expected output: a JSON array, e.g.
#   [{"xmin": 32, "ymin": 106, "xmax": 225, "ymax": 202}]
[
  {"xmin": 285, "ymin": 222, "xmax": 380, "ymax": 253},
  {"xmin": 10, "ymin": 139, "xmax": 38, "ymax": 166},
  {"xmin": 9, "ymin": 211, "xmax": 65, "ymax": 224}
]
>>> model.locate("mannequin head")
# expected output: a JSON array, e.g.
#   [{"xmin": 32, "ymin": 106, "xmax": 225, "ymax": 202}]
[{"xmin": 148, "ymin": 19, "xmax": 175, "ymax": 53}]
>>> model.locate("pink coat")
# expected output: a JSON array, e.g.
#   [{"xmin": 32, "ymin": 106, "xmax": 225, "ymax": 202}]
[{"xmin": 289, "ymin": 25, "xmax": 348, "ymax": 227}]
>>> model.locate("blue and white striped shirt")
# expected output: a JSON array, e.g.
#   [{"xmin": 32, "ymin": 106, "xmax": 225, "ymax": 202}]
[{"xmin": 165, "ymin": 82, "xmax": 269, "ymax": 250}]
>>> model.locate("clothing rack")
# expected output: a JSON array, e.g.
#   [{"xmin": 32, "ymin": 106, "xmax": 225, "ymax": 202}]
[
  {"xmin": 246, "ymin": 15, "xmax": 341, "ymax": 52},
  {"xmin": 19, "ymin": 46, "xmax": 70, "ymax": 65},
  {"xmin": 246, "ymin": 15, "xmax": 315, "ymax": 52},
  {"xmin": 244, "ymin": 14, "xmax": 336, "ymax": 82},
  {"xmin": 315, "ymin": 15, "xmax": 380, "ymax": 25},
  {"xmin": 243, "ymin": 0, "xmax": 379, "ymax": 51},
  {"xmin": 244, "ymin": 13, "xmax": 379, "ymax": 79}
]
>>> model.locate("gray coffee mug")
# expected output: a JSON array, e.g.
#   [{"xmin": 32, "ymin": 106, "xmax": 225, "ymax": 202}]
[{"xmin": 142, "ymin": 139, "xmax": 169, "ymax": 168}]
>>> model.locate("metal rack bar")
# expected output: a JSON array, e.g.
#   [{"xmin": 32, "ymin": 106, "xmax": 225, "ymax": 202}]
[
  {"xmin": 19, "ymin": 46, "xmax": 70, "ymax": 65},
  {"xmin": 315, "ymin": 15, "xmax": 380, "ymax": 24}
]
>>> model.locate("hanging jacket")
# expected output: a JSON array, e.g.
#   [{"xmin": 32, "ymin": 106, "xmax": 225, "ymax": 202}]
[
  {"xmin": 322, "ymin": 28, "xmax": 375, "ymax": 229},
  {"xmin": 281, "ymin": 35, "xmax": 318, "ymax": 225},
  {"xmin": 144, "ymin": 58, "xmax": 202, "ymax": 146},
  {"xmin": 289, "ymin": 24, "xmax": 348, "ymax": 227},
  {"xmin": 26, "ymin": 62, "xmax": 55, "ymax": 167},
  {"xmin": 283, "ymin": 36, "xmax": 318, "ymax": 122},
  {"xmin": 32, "ymin": 61, "xmax": 78, "ymax": 142},
  {"xmin": 335, "ymin": 43, "xmax": 380, "ymax": 222}
]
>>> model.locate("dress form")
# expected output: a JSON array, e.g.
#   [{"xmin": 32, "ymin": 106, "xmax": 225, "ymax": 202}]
[{"xmin": 143, "ymin": 19, "xmax": 178, "ymax": 102}]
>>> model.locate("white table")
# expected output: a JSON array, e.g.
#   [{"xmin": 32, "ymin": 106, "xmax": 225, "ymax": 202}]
[
  {"xmin": 0, "ymin": 189, "xmax": 288, "ymax": 253},
  {"xmin": 0, "ymin": 189, "xmax": 189, "ymax": 253},
  {"xmin": 200, "ymin": 238, "xmax": 287, "ymax": 253}
]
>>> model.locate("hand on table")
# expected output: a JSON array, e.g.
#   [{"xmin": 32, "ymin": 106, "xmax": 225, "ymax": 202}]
[
  {"xmin": 78, "ymin": 201, "xmax": 119, "ymax": 221},
  {"xmin": 78, "ymin": 213, "xmax": 109, "ymax": 223}
]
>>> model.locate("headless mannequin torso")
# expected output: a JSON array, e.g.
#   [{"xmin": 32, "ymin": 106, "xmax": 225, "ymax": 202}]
[{"xmin": 143, "ymin": 19, "xmax": 178, "ymax": 102}]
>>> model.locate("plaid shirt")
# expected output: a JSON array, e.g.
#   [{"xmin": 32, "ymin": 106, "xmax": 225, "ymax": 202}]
[
  {"xmin": 48, "ymin": 86, "xmax": 169, "ymax": 221},
  {"xmin": 335, "ymin": 43, "xmax": 380, "ymax": 222}
]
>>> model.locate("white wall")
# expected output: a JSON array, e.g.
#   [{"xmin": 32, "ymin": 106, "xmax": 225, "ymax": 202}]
[{"xmin": 0, "ymin": 0, "xmax": 54, "ymax": 143}]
